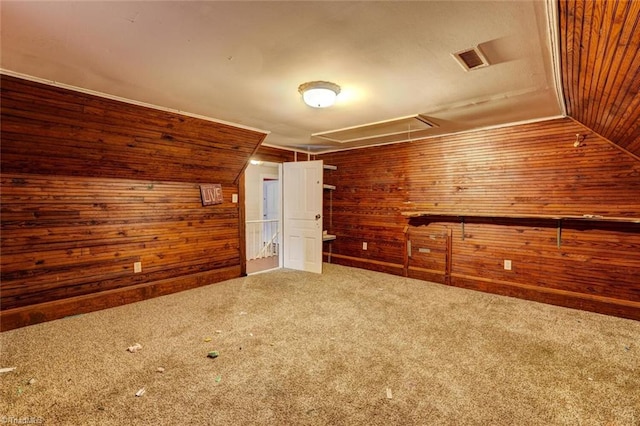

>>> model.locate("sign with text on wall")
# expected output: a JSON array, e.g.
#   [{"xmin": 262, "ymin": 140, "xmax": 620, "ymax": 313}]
[{"xmin": 200, "ymin": 184, "xmax": 223, "ymax": 206}]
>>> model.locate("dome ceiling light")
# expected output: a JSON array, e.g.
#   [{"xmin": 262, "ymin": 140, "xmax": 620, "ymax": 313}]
[{"xmin": 298, "ymin": 81, "xmax": 341, "ymax": 108}]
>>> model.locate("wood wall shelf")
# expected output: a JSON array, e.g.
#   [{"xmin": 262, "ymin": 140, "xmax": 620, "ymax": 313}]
[
  {"xmin": 402, "ymin": 211, "xmax": 639, "ymax": 248},
  {"xmin": 402, "ymin": 211, "xmax": 640, "ymax": 224}
]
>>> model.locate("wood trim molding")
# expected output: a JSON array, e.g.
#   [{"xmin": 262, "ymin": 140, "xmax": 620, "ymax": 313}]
[
  {"xmin": 323, "ymin": 253, "xmax": 404, "ymax": 276},
  {"xmin": 451, "ymin": 273, "xmax": 640, "ymax": 321},
  {"xmin": 1, "ymin": 267, "xmax": 240, "ymax": 331},
  {"xmin": 235, "ymin": 133, "xmax": 269, "ymax": 185}
]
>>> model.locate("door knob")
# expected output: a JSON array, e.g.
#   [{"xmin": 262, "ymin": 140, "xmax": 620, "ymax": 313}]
[{"xmin": 315, "ymin": 214, "xmax": 321, "ymax": 220}]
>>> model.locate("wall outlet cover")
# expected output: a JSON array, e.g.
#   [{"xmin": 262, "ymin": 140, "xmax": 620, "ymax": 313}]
[{"xmin": 504, "ymin": 259, "xmax": 512, "ymax": 270}]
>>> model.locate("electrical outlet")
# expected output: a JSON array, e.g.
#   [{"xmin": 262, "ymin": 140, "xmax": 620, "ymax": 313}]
[
  {"xmin": 504, "ymin": 260, "xmax": 512, "ymax": 271},
  {"xmin": 363, "ymin": 242, "xmax": 368, "ymax": 250},
  {"xmin": 232, "ymin": 193, "xmax": 238, "ymax": 203},
  {"xmin": 134, "ymin": 261, "xmax": 142, "ymax": 273}
]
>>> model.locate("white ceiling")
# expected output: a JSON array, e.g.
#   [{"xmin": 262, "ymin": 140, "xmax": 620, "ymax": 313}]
[{"xmin": 0, "ymin": 1, "xmax": 564, "ymax": 153}]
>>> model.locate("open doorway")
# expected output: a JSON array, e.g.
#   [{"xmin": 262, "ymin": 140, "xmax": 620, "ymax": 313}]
[{"xmin": 245, "ymin": 161, "xmax": 282, "ymax": 274}]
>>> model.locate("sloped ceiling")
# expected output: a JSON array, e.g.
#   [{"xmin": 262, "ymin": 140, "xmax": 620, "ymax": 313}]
[
  {"xmin": 559, "ymin": 0, "xmax": 640, "ymax": 158},
  {"xmin": 0, "ymin": 1, "xmax": 563, "ymax": 153}
]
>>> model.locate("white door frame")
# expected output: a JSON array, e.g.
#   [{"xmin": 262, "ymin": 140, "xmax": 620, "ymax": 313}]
[{"xmin": 244, "ymin": 162, "xmax": 283, "ymax": 271}]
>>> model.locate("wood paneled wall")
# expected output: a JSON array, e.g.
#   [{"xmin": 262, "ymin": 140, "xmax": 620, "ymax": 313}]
[
  {"xmin": 254, "ymin": 145, "xmax": 296, "ymax": 163},
  {"xmin": 560, "ymin": 0, "xmax": 640, "ymax": 156},
  {"xmin": 320, "ymin": 118, "xmax": 640, "ymax": 319},
  {"xmin": 1, "ymin": 75, "xmax": 267, "ymax": 330}
]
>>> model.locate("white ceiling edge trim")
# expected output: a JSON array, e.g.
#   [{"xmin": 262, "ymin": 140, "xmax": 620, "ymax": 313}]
[
  {"xmin": 0, "ymin": 69, "xmax": 271, "ymax": 136},
  {"xmin": 313, "ymin": 114, "xmax": 568, "ymax": 155},
  {"xmin": 545, "ymin": 0, "xmax": 568, "ymax": 117}
]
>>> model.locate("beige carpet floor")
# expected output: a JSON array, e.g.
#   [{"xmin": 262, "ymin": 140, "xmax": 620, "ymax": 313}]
[{"xmin": 1, "ymin": 264, "xmax": 638, "ymax": 425}]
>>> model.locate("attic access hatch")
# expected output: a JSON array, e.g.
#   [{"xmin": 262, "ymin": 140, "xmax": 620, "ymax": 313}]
[{"xmin": 312, "ymin": 114, "xmax": 438, "ymax": 147}]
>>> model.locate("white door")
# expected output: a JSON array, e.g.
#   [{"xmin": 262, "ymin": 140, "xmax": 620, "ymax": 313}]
[{"xmin": 283, "ymin": 160, "xmax": 323, "ymax": 273}]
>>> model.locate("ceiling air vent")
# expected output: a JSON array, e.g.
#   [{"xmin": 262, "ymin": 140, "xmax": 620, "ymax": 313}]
[{"xmin": 453, "ymin": 46, "xmax": 489, "ymax": 71}]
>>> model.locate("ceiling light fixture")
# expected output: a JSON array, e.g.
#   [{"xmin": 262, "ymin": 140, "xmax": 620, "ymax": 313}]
[{"xmin": 298, "ymin": 81, "xmax": 341, "ymax": 108}]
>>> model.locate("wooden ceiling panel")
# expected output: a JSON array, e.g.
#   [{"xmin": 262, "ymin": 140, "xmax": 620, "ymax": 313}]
[{"xmin": 559, "ymin": 0, "xmax": 640, "ymax": 158}]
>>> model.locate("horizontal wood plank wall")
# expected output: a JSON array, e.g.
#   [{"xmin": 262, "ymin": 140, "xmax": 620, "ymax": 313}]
[
  {"xmin": 560, "ymin": 0, "xmax": 640, "ymax": 156},
  {"xmin": 322, "ymin": 149, "xmax": 408, "ymax": 276},
  {"xmin": 254, "ymin": 145, "xmax": 296, "ymax": 163},
  {"xmin": 320, "ymin": 118, "xmax": 640, "ymax": 319},
  {"xmin": 1, "ymin": 75, "xmax": 267, "ymax": 330}
]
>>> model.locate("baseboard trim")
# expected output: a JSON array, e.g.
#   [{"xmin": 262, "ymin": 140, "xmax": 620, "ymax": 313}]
[
  {"xmin": 325, "ymin": 253, "xmax": 405, "ymax": 275},
  {"xmin": 407, "ymin": 267, "xmax": 446, "ymax": 284},
  {"xmin": 450, "ymin": 273, "xmax": 640, "ymax": 321},
  {"xmin": 1, "ymin": 266, "xmax": 241, "ymax": 331},
  {"xmin": 324, "ymin": 254, "xmax": 639, "ymax": 320}
]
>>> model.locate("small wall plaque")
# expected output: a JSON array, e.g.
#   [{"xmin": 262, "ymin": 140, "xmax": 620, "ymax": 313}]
[{"xmin": 200, "ymin": 184, "xmax": 223, "ymax": 206}]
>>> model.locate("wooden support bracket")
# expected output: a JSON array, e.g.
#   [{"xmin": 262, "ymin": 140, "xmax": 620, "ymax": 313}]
[
  {"xmin": 557, "ymin": 219, "xmax": 562, "ymax": 248},
  {"xmin": 445, "ymin": 228, "xmax": 453, "ymax": 285}
]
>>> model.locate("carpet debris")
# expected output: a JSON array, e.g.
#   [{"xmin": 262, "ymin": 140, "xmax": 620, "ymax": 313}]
[
  {"xmin": 215, "ymin": 375, "xmax": 222, "ymax": 383},
  {"xmin": 127, "ymin": 343, "xmax": 143, "ymax": 353},
  {"xmin": 0, "ymin": 367, "xmax": 17, "ymax": 374},
  {"xmin": 207, "ymin": 351, "xmax": 219, "ymax": 359},
  {"xmin": 215, "ymin": 330, "xmax": 222, "ymax": 334},
  {"xmin": 156, "ymin": 367, "xmax": 165, "ymax": 373},
  {"xmin": 386, "ymin": 388, "xmax": 393, "ymax": 399},
  {"xmin": 27, "ymin": 378, "xmax": 36, "ymax": 385},
  {"xmin": 239, "ymin": 311, "xmax": 247, "ymax": 316},
  {"xmin": 204, "ymin": 337, "xmax": 212, "ymax": 342},
  {"xmin": 135, "ymin": 388, "xmax": 146, "ymax": 397}
]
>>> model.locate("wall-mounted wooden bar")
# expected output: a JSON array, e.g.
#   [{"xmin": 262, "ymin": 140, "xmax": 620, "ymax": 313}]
[
  {"xmin": 402, "ymin": 211, "xmax": 640, "ymax": 247},
  {"xmin": 402, "ymin": 211, "xmax": 640, "ymax": 223}
]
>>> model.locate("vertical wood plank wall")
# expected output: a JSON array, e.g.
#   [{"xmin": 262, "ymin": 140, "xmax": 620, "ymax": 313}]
[
  {"xmin": 1, "ymin": 75, "xmax": 267, "ymax": 330},
  {"xmin": 319, "ymin": 118, "xmax": 640, "ymax": 319},
  {"xmin": 560, "ymin": 0, "xmax": 640, "ymax": 156}
]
